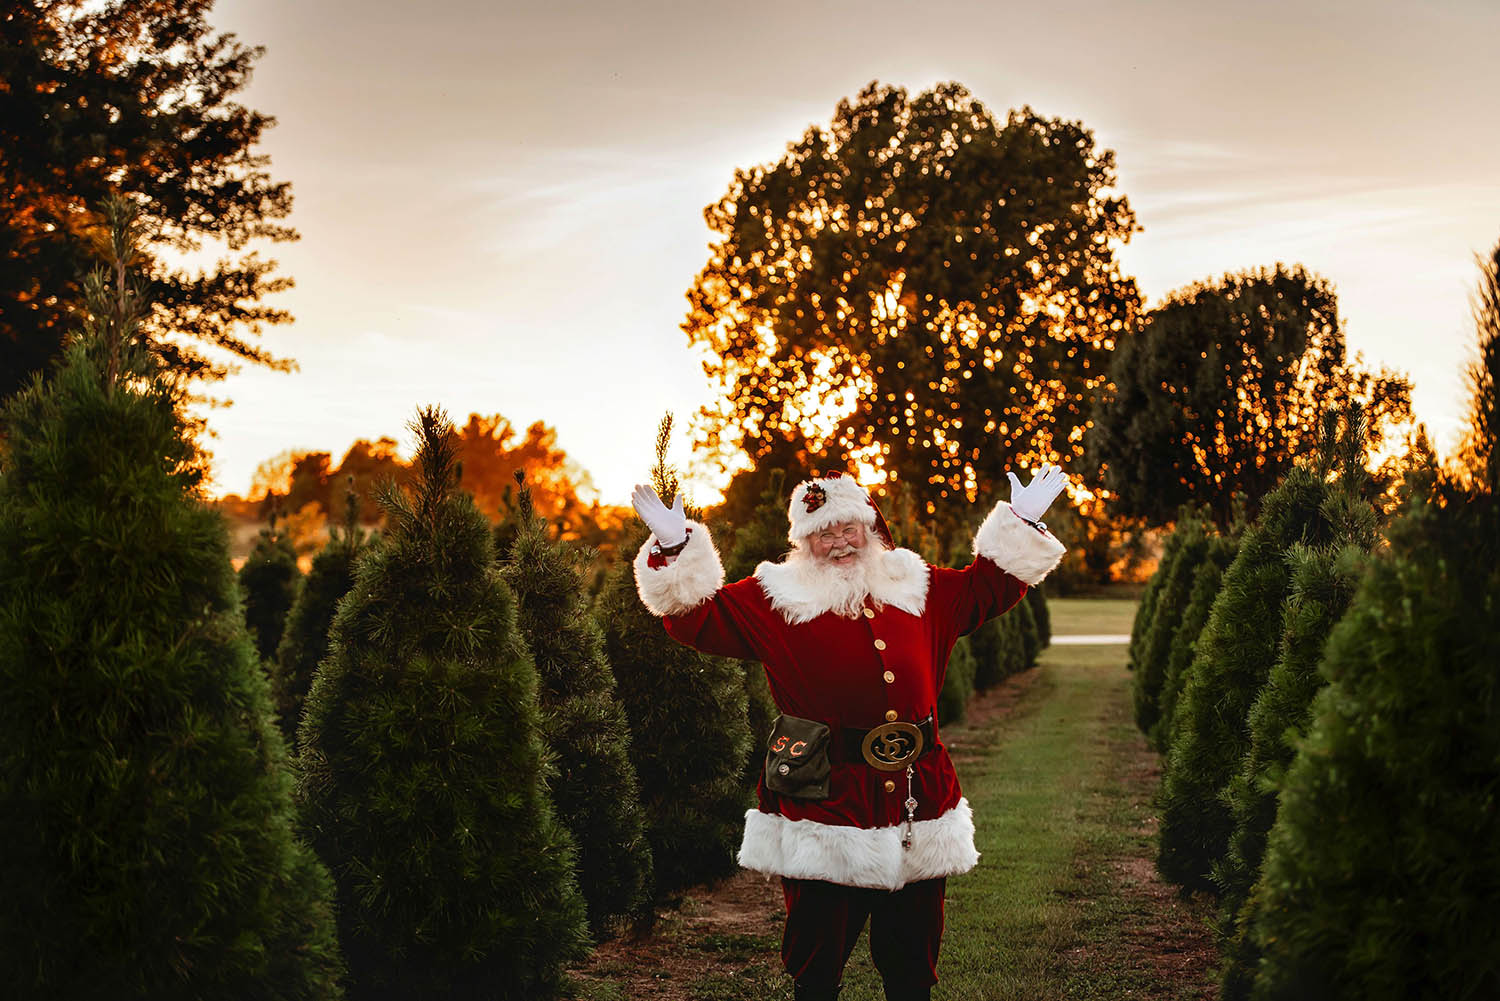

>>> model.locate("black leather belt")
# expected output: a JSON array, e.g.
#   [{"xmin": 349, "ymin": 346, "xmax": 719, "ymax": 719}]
[{"xmin": 839, "ymin": 714, "xmax": 936, "ymax": 770}]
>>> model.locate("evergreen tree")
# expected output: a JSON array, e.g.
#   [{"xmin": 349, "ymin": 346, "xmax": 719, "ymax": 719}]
[
  {"xmin": 240, "ymin": 510, "xmax": 302, "ymax": 663},
  {"xmin": 1150, "ymin": 532, "xmax": 1238, "ymax": 753},
  {"xmin": 1216, "ymin": 412, "xmax": 1377, "ymax": 918},
  {"xmin": 597, "ymin": 416, "xmax": 752, "ymax": 898},
  {"xmin": 1233, "ymin": 240, "xmax": 1500, "ymax": 1001},
  {"xmin": 272, "ymin": 477, "xmax": 364, "ymax": 745},
  {"xmin": 297, "ymin": 407, "xmax": 588, "ymax": 1001},
  {"xmin": 500, "ymin": 473, "xmax": 653, "ymax": 937},
  {"xmin": 1132, "ymin": 511, "xmax": 1212, "ymax": 737},
  {"xmin": 969, "ymin": 616, "xmax": 1007, "ymax": 692},
  {"xmin": 1, "ymin": 0, "xmax": 298, "ymax": 398},
  {"xmin": 0, "ymin": 198, "xmax": 342, "ymax": 1000},
  {"xmin": 1128, "ymin": 524, "xmax": 1186, "ymax": 674},
  {"xmin": 936, "ymin": 633, "xmax": 976, "ymax": 726},
  {"xmin": 1156, "ymin": 459, "xmax": 1339, "ymax": 891},
  {"xmin": 723, "ymin": 468, "xmax": 791, "ymax": 790},
  {"xmin": 1025, "ymin": 583, "xmax": 1051, "ymax": 648}
]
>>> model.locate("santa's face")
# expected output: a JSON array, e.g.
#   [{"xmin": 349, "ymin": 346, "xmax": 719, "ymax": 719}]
[{"xmin": 809, "ymin": 520, "xmax": 868, "ymax": 567}]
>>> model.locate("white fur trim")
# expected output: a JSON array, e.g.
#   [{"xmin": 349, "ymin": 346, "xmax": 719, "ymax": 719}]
[
  {"xmin": 787, "ymin": 475, "xmax": 878, "ymax": 542},
  {"xmin": 972, "ymin": 501, "xmax": 1066, "ymax": 586},
  {"xmin": 754, "ymin": 547, "xmax": 928, "ymax": 625},
  {"xmin": 737, "ymin": 798, "xmax": 979, "ymax": 890},
  {"xmin": 632, "ymin": 519, "xmax": 724, "ymax": 617}
]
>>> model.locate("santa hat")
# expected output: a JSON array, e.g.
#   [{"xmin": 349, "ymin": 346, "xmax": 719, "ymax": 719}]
[{"xmin": 787, "ymin": 471, "xmax": 894, "ymax": 548}]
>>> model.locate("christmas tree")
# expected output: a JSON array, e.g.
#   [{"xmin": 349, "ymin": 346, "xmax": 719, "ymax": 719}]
[
  {"xmin": 597, "ymin": 416, "xmax": 752, "ymax": 898},
  {"xmin": 0, "ymin": 198, "xmax": 343, "ymax": 1000},
  {"xmin": 1234, "ymin": 243, "xmax": 1500, "ymax": 1001},
  {"xmin": 1132, "ymin": 509, "xmax": 1212, "ymax": 738},
  {"xmin": 1151, "ymin": 533, "xmax": 1239, "ymax": 753},
  {"xmin": 272, "ymin": 477, "xmax": 365, "ymax": 745},
  {"xmin": 1156, "ymin": 457, "xmax": 1338, "ymax": 892},
  {"xmin": 239, "ymin": 509, "xmax": 302, "ymax": 662},
  {"xmin": 500, "ymin": 473, "xmax": 653, "ymax": 936},
  {"xmin": 297, "ymin": 407, "xmax": 587, "ymax": 1000}
]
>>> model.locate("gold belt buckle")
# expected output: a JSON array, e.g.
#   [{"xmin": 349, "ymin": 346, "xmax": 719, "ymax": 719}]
[{"xmin": 861, "ymin": 721, "xmax": 924, "ymax": 771}]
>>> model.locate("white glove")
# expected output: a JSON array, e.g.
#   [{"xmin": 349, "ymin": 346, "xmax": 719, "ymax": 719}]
[
  {"xmin": 1006, "ymin": 465, "xmax": 1069, "ymax": 526},
  {"xmin": 631, "ymin": 484, "xmax": 687, "ymax": 548}
]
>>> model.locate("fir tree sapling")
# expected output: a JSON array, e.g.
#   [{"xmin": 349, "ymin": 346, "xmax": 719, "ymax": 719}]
[
  {"xmin": 501, "ymin": 472, "xmax": 653, "ymax": 937},
  {"xmin": 1156, "ymin": 460, "xmax": 1337, "ymax": 892},
  {"xmin": 297, "ymin": 407, "xmax": 587, "ymax": 1001},
  {"xmin": 598, "ymin": 415, "xmax": 752, "ymax": 898},
  {"xmin": 1151, "ymin": 533, "xmax": 1238, "ymax": 753},
  {"xmin": 272, "ymin": 477, "xmax": 365, "ymax": 745},
  {"xmin": 239, "ymin": 508, "xmax": 302, "ymax": 662},
  {"xmin": 1132, "ymin": 510, "xmax": 1212, "ymax": 738},
  {"xmin": 1234, "ymin": 242, "xmax": 1500, "ymax": 1001},
  {"xmin": 0, "ymin": 198, "xmax": 343, "ymax": 1000}
]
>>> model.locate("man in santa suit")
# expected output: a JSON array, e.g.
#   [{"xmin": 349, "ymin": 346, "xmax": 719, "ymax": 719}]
[{"xmin": 630, "ymin": 466, "xmax": 1069, "ymax": 1001}]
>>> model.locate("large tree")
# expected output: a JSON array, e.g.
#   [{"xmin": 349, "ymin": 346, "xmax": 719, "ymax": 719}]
[
  {"xmin": 684, "ymin": 80, "xmax": 1141, "ymax": 530},
  {"xmin": 0, "ymin": 0, "xmax": 296, "ymax": 398},
  {"xmin": 0, "ymin": 199, "xmax": 342, "ymax": 999},
  {"xmin": 1088, "ymin": 266, "xmax": 1411, "ymax": 527}
]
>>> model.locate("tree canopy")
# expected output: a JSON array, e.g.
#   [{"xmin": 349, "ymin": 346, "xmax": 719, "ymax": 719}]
[
  {"xmin": 683, "ymin": 81, "xmax": 1141, "ymax": 527},
  {"xmin": 0, "ymin": 0, "xmax": 296, "ymax": 398},
  {"xmin": 1087, "ymin": 265, "xmax": 1411, "ymax": 527}
]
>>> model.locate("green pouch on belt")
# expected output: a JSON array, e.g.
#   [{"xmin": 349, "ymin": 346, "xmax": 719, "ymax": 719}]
[{"xmin": 764, "ymin": 713, "xmax": 831, "ymax": 800}]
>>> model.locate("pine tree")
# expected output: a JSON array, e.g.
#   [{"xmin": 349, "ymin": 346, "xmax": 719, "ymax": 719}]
[
  {"xmin": 1025, "ymin": 583, "xmax": 1051, "ymax": 648},
  {"xmin": 272, "ymin": 477, "xmax": 364, "ymax": 745},
  {"xmin": 1234, "ymin": 240, "xmax": 1500, "ymax": 1001},
  {"xmin": 297, "ymin": 407, "xmax": 588, "ymax": 1001},
  {"xmin": 1015, "ymin": 594, "xmax": 1041, "ymax": 668},
  {"xmin": 1132, "ymin": 510, "xmax": 1212, "ymax": 737},
  {"xmin": 937, "ymin": 633, "xmax": 976, "ymax": 726},
  {"xmin": 1129, "ymin": 525, "xmax": 1186, "ymax": 674},
  {"xmin": 500, "ymin": 473, "xmax": 653, "ymax": 937},
  {"xmin": 1156, "ymin": 458, "xmax": 1340, "ymax": 891},
  {"xmin": 1216, "ymin": 411, "xmax": 1378, "ymax": 922},
  {"xmin": 1151, "ymin": 533, "xmax": 1239, "ymax": 753},
  {"xmin": 239, "ymin": 510, "xmax": 302, "ymax": 663},
  {"xmin": 598, "ymin": 416, "xmax": 753, "ymax": 898},
  {"xmin": 723, "ymin": 468, "xmax": 791, "ymax": 790},
  {"xmin": 0, "ymin": 198, "xmax": 342, "ymax": 1000}
]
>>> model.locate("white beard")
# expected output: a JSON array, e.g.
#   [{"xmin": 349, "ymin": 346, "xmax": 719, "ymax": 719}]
[{"xmin": 755, "ymin": 540, "xmax": 930, "ymax": 626}]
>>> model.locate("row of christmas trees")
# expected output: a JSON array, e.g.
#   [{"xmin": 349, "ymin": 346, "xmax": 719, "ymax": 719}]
[
  {"xmin": 1127, "ymin": 240, "xmax": 1500, "ymax": 1000},
  {"xmin": 0, "ymin": 199, "xmax": 1052, "ymax": 1000}
]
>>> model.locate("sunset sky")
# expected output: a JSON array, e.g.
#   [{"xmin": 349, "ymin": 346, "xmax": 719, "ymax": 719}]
[{"xmin": 198, "ymin": 0, "xmax": 1500, "ymax": 505}]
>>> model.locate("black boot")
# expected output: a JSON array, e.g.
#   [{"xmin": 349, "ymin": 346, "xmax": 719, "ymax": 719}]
[
  {"xmin": 793, "ymin": 982, "xmax": 843, "ymax": 1001},
  {"xmin": 882, "ymin": 982, "xmax": 931, "ymax": 1001}
]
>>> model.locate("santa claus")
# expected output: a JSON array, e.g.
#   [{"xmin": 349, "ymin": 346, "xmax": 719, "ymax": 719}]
[{"xmin": 631, "ymin": 466, "xmax": 1069, "ymax": 1001}]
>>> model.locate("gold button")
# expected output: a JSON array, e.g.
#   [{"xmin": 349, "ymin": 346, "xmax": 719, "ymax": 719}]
[
  {"xmin": 874, "ymin": 639, "xmax": 887, "ymax": 651},
  {"xmin": 863, "ymin": 608, "xmax": 875, "ymax": 619},
  {"xmin": 884, "ymin": 780, "xmax": 896, "ymax": 793},
  {"xmin": 883, "ymin": 670, "xmax": 895, "ymax": 683},
  {"xmin": 886, "ymin": 709, "xmax": 899, "ymax": 722}
]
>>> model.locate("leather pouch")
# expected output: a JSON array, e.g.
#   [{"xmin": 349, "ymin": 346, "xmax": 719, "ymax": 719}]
[{"xmin": 763, "ymin": 713, "xmax": 832, "ymax": 800}]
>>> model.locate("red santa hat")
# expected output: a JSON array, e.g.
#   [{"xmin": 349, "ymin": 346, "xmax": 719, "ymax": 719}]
[{"xmin": 787, "ymin": 471, "xmax": 895, "ymax": 548}]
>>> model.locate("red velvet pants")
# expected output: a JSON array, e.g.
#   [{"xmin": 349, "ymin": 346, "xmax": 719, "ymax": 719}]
[{"xmin": 779, "ymin": 876, "xmax": 947, "ymax": 989}]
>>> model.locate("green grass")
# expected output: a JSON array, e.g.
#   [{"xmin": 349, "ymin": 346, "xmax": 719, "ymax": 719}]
[{"xmin": 1047, "ymin": 597, "xmax": 1138, "ymax": 636}]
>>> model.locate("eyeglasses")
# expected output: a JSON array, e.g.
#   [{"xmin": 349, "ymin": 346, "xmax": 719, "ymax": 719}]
[{"xmin": 817, "ymin": 524, "xmax": 863, "ymax": 544}]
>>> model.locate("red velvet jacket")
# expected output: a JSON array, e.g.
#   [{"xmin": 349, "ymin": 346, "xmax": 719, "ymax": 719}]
[{"xmin": 633, "ymin": 500, "xmax": 1065, "ymax": 890}]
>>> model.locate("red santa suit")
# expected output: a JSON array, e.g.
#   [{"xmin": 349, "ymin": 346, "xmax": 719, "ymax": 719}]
[{"xmin": 633, "ymin": 476, "xmax": 1065, "ymax": 994}]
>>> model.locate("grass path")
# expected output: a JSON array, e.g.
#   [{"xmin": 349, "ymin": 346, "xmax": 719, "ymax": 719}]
[{"xmin": 567, "ymin": 598, "xmax": 1218, "ymax": 1000}]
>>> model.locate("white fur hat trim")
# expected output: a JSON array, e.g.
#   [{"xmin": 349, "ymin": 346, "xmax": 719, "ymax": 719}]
[{"xmin": 787, "ymin": 474, "xmax": 877, "ymax": 543}]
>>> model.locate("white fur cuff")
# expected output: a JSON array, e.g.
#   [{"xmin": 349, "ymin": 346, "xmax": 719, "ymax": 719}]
[
  {"xmin": 632, "ymin": 519, "xmax": 725, "ymax": 617},
  {"xmin": 737, "ymin": 799, "xmax": 980, "ymax": 890},
  {"xmin": 973, "ymin": 502, "xmax": 1066, "ymax": 586}
]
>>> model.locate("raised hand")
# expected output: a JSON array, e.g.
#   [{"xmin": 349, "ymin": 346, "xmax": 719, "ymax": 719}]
[
  {"xmin": 631, "ymin": 483, "xmax": 687, "ymax": 547},
  {"xmin": 1006, "ymin": 465, "xmax": 1069, "ymax": 525}
]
